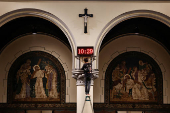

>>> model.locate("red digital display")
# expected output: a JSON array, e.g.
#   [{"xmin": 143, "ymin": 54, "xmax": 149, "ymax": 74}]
[{"xmin": 77, "ymin": 47, "xmax": 94, "ymax": 56}]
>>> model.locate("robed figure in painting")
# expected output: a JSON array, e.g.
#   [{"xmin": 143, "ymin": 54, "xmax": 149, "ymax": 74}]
[
  {"xmin": 15, "ymin": 59, "xmax": 31, "ymax": 99},
  {"xmin": 32, "ymin": 65, "xmax": 47, "ymax": 98},
  {"xmin": 45, "ymin": 65, "xmax": 58, "ymax": 98}
]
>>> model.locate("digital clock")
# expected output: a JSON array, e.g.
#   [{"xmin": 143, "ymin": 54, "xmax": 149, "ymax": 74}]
[{"xmin": 77, "ymin": 47, "xmax": 94, "ymax": 56}]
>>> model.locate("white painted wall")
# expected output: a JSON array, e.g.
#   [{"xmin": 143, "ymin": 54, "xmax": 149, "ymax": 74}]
[
  {"xmin": 96, "ymin": 35, "xmax": 170, "ymax": 104},
  {"xmin": 0, "ymin": 34, "xmax": 76, "ymax": 103},
  {"xmin": 0, "ymin": 1, "xmax": 170, "ymax": 105},
  {"xmin": 1, "ymin": 1, "xmax": 170, "ymax": 47}
]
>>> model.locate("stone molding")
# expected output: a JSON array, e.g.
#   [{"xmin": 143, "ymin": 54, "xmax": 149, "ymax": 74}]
[
  {"xmin": 72, "ymin": 69, "xmax": 99, "ymax": 85},
  {"xmin": 0, "ymin": 8, "xmax": 76, "ymax": 69},
  {"xmin": 95, "ymin": 10, "xmax": 170, "ymax": 69}
]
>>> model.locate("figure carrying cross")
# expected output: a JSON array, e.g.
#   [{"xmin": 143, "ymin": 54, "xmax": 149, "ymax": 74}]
[{"xmin": 79, "ymin": 8, "xmax": 93, "ymax": 33}]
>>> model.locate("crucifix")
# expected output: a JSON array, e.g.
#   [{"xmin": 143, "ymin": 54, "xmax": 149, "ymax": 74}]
[{"xmin": 79, "ymin": 8, "xmax": 93, "ymax": 33}]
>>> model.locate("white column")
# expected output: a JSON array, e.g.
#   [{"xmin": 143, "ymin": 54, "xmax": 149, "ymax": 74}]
[{"xmin": 77, "ymin": 86, "xmax": 93, "ymax": 113}]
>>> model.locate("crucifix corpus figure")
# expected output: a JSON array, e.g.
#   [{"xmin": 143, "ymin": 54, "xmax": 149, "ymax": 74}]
[{"xmin": 79, "ymin": 8, "xmax": 93, "ymax": 33}]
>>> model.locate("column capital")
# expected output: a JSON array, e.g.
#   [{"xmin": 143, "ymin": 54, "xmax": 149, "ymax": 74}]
[{"xmin": 72, "ymin": 69, "xmax": 99, "ymax": 86}]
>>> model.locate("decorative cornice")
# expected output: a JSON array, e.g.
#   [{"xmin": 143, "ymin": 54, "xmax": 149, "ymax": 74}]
[
  {"xmin": 93, "ymin": 103, "xmax": 170, "ymax": 110},
  {"xmin": 0, "ymin": 103, "xmax": 170, "ymax": 111},
  {"xmin": 0, "ymin": 103, "xmax": 76, "ymax": 110},
  {"xmin": 72, "ymin": 69, "xmax": 99, "ymax": 85}
]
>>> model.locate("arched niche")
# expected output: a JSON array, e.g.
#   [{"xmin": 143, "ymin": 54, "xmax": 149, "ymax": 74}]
[
  {"xmin": 94, "ymin": 34, "xmax": 170, "ymax": 105},
  {"xmin": 7, "ymin": 51, "xmax": 66, "ymax": 104},
  {"xmin": 0, "ymin": 8, "xmax": 76, "ymax": 68},
  {"xmin": 0, "ymin": 8, "xmax": 77, "ymax": 103},
  {"xmin": 95, "ymin": 10, "xmax": 170, "ymax": 69},
  {"xmin": 105, "ymin": 51, "xmax": 163, "ymax": 104},
  {"xmin": 0, "ymin": 33, "xmax": 76, "ymax": 104},
  {"xmin": 93, "ymin": 10, "xmax": 170, "ymax": 105}
]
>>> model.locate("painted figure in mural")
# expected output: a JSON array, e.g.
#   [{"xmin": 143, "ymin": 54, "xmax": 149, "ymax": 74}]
[
  {"xmin": 130, "ymin": 66, "xmax": 142, "ymax": 100},
  {"xmin": 120, "ymin": 61, "xmax": 127, "ymax": 76},
  {"xmin": 110, "ymin": 64, "xmax": 124, "ymax": 99},
  {"xmin": 124, "ymin": 74, "xmax": 134, "ymax": 96},
  {"xmin": 139, "ymin": 69, "xmax": 149, "ymax": 100},
  {"xmin": 130, "ymin": 66, "xmax": 149, "ymax": 100},
  {"xmin": 139, "ymin": 60, "xmax": 147, "ymax": 70},
  {"xmin": 112, "ymin": 64, "xmax": 121, "ymax": 81},
  {"xmin": 15, "ymin": 59, "xmax": 31, "ymax": 99},
  {"xmin": 145, "ymin": 73, "xmax": 156, "ymax": 99},
  {"xmin": 32, "ymin": 65, "xmax": 47, "ymax": 98},
  {"xmin": 45, "ymin": 65, "xmax": 58, "ymax": 98}
]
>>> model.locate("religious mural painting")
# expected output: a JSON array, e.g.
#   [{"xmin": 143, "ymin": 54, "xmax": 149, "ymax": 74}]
[
  {"xmin": 105, "ymin": 52, "xmax": 163, "ymax": 104},
  {"xmin": 8, "ymin": 51, "xmax": 65, "ymax": 103}
]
